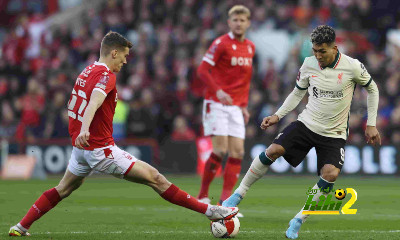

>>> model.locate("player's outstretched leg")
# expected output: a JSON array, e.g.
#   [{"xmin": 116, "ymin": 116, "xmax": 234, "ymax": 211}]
[
  {"xmin": 124, "ymin": 160, "xmax": 238, "ymax": 220},
  {"xmin": 9, "ymin": 170, "xmax": 85, "ymax": 236},
  {"xmin": 222, "ymin": 151, "xmax": 274, "ymax": 207},
  {"xmin": 286, "ymin": 175, "xmax": 336, "ymax": 239}
]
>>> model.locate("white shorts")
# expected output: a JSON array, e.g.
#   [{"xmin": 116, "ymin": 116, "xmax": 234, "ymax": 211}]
[
  {"xmin": 67, "ymin": 145, "xmax": 138, "ymax": 178},
  {"xmin": 202, "ymin": 99, "xmax": 245, "ymax": 139}
]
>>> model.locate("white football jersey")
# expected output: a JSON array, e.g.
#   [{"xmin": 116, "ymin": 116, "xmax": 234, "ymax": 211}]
[{"xmin": 295, "ymin": 52, "xmax": 373, "ymax": 140}]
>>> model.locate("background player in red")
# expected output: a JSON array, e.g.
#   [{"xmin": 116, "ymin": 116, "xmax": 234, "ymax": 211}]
[
  {"xmin": 197, "ymin": 5, "xmax": 255, "ymax": 208},
  {"xmin": 9, "ymin": 31, "xmax": 238, "ymax": 237}
]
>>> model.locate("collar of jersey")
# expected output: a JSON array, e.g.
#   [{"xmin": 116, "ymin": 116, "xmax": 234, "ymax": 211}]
[
  {"xmin": 320, "ymin": 51, "xmax": 341, "ymax": 70},
  {"xmin": 228, "ymin": 31, "xmax": 246, "ymax": 43},
  {"xmin": 94, "ymin": 61, "xmax": 110, "ymax": 71}
]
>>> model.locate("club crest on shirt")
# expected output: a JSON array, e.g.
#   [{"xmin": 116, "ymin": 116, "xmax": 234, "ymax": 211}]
[
  {"xmin": 232, "ymin": 44, "xmax": 237, "ymax": 50},
  {"xmin": 248, "ymin": 45, "xmax": 252, "ymax": 54},
  {"xmin": 96, "ymin": 75, "xmax": 109, "ymax": 90},
  {"xmin": 337, "ymin": 73, "xmax": 343, "ymax": 84}
]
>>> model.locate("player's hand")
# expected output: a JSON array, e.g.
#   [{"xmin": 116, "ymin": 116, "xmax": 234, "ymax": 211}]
[
  {"xmin": 75, "ymin": 131, "xmax": 90, "ymax": 149},
  {"xmin": 365, "ymin": 126, "xmax": 381, "ymax": 146},
  {"xmin": 216, "ymin": 89, "xmax": 233, "ymax": 105},
  {"xmin": 241, "ymin": 107, "xmax": 250, "ymax": 124},
  {"xmin": 260, "ymin": 115, "xmax": 279, "ymax": 130}
]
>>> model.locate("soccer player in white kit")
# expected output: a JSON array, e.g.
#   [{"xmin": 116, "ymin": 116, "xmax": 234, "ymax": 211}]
[{"xmin": 222, "ymin": 25, "xmax": 381, "ymax": 239}]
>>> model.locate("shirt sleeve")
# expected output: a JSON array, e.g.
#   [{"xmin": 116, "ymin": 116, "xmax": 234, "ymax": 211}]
[
  {"xmin": 93, "ymin": 73, "xmax": 116, "ymax": 96},
  {"xmin": 352, "ymin": 59, "xmax": 372, "ymax": 87},
  {"xmin": 202, "ymin": 38, "xmax": 224, "ymax": 66},
  {"xmin": 295, "ymin": 61, "xmax": 310, "ymax": 90}
]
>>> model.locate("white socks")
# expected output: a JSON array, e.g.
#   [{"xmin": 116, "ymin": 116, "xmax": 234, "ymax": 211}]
[{"xmin": 234, "ymin": 154, "xmax": 271, "ymax": 197}]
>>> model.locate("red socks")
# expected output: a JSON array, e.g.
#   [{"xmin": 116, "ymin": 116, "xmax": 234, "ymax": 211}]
[
  {"xmin": 220, "ymin": 157, "xmax": 242, "ymax": 201},
  {"xmin": 161, "ymin": 184, "xmax": 208, "ymax": 214},
  {"xmin": 20, "ymin": 188, "xmax": 61, "ymax": 229},
  {"xmin": 198, "ymin": 153, "xmax": 222, "ymax": 199}
]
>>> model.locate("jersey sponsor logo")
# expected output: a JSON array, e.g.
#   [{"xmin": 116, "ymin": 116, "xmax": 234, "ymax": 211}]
[
  {"xmin": 337, "ymin": 73, "xmax": 343, "ymax": 84},
  {"xmin": 313, "ymin": 87, "xmax": 318, "ymax": 98},
  {"xmin": 231, "ymin": 57, "xmax": 252, "ymax": 66},
  {"xmin": 312, "ymin": 75, "xmax": 318, "ymax": 78},
  {"xmin": 312, "ymin": 86, "xmax": 343, "ymax": 99}
]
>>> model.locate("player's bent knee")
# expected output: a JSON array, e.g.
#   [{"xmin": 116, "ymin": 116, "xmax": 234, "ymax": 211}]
[
  {"xmin": 265, "ymin": 144, "xmax": 285, "ymax": 160},
  {"xmin": 56, "ymin": 179, "xmax": 84, "ymax": 199},
  {"xmin": 213, "ymin": 149, "xmax": 227, "ymax": 158},
  {"xmin": 229, "ymin": 150, "xmax": 244, "ymax": 159}
]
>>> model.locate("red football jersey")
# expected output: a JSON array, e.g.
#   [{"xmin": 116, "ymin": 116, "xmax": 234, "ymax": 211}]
[
  {"xmin": 202, "ymin": 32, "xmax": 255, "ymax": 107},
  {"xmin": 68, "ymin": 62, "xmax": 117, "ymax": 150}
]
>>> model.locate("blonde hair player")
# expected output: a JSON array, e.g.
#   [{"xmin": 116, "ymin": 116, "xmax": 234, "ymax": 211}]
[{"xmin": 197, "ymin": 5, "xmax": 255, "ymax": 214}]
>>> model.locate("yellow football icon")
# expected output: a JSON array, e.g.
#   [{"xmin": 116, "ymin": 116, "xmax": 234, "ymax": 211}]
[{"xmin": 335, "ymin": 189, "xmax": 346, "ymax": 200}]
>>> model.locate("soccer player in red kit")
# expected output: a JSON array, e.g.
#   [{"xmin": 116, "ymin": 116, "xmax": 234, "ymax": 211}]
[
  {"xmin": 9, "ymin": 31, "xmax": 238, "ymax": 237},
  {"xmin": 197, "ymin": 5, "xmax": 255, "ymax": 209}
]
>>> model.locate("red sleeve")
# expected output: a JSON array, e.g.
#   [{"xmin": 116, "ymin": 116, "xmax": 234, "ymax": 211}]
[
  {"xmin": 202, "ymin": 38, "xmax": 224, "ymax": 66},
  {"xmin": 197, "ymin": 61, "xmax": 221, "ymax": 92},
  {"xmin": 93, "ymin": 73, "xmax": 116, "ymax": 95}
]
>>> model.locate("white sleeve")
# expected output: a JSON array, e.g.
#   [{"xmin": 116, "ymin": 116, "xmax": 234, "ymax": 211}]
[
  {"xmin": 275, "ymin": 87, "xmax": 307, "ymax": 120},
  {"xmin": 353, "ymin": 59, "xmax": 372, "ymax": 87},
  {"xmin": 352, "ymin": 58, "xmax": 379, "ymax": 126},
  {"xmin": 364, "ymin": 81, "xmax": 379, "ymax": 126}
]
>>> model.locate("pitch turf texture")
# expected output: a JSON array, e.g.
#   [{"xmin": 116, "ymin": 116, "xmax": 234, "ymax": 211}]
[{"xmin": 1, "ymin": 175, "xmax": 399, "ymax": 239}]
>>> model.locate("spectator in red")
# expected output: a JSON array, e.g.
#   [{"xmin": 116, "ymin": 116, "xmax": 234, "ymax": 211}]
[
  {"xmin": 15, "ymin": 79, "xmax": 45, "ymax": 140},
  {"xmin": 171, "ymin": 115, "xmax": 196, "ymax": 141}
]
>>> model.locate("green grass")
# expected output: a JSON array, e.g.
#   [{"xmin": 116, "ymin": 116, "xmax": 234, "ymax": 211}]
[{"xmin": 1, "ymin": 175, "xmax": 399, "ymax": 239}]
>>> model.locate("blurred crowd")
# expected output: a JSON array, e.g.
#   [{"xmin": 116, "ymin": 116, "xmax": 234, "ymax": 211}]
[{"xmin": 0, "ymin": 0, "xmax": 400, "ymax": 145}]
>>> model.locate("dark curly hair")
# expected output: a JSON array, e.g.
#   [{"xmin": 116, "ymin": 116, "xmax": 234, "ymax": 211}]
[{"xmin": 310, "ymin": 25, "xmax": 336, "ymax": 45}]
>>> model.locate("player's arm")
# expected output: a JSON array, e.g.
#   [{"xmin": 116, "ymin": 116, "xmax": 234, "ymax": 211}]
[
  {"xmin": 199, "ymin": 39, "xmax": 233, "ymax": 105},
  {"xmin": 75, "ymin": 90, "xmax": 106, "ymax": 149},
  {"xmin": 197, "ymin": 61, "xmax": 233, "ymax": 105},
  {"xmin": 261, "ymin": 63, "xmax": 309, "ymax": 130},
  {"xmin": 363, "ymin": 80, "xmax": 380, "ymax": 145},
  {"xmin": 353, "ymin": 60, "xmax": 381, "ymax": 145},
  {"xmin": 261, "ymin": 87, "xmax": 307, "ymax": 130}
]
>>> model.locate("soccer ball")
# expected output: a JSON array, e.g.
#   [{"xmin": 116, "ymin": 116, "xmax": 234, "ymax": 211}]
[
  {"xmin": 335, "ymin": 189, "xmax": 346, "ymax": 200},
  {"xmin": 210, "ymin": 216, "xmax": 240, "ymax": 238}
]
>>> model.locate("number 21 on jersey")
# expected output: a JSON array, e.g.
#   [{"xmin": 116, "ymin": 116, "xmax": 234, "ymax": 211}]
[{"xmin": 68, "ymin": 88, "xmax": 87, "ymax": 122}]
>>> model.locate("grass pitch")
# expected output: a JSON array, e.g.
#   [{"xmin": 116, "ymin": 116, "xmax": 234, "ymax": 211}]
[{"xmin": 1, "ymin": 175, "xmax": 399, "ymax": 239}]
